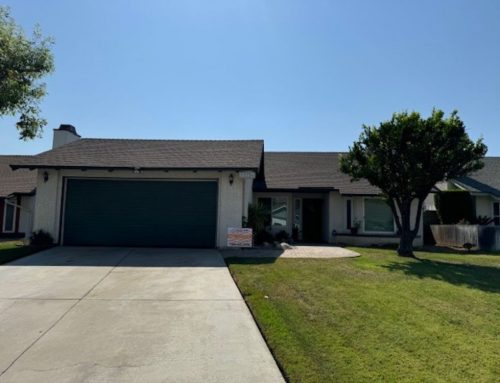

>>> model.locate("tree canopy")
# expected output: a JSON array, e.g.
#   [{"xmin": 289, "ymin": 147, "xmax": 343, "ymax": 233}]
[
  {"xmin": 340, "ymin": 109, "xmax": 487, "ymax": 256},
  {"xmin": 0, "ymin": 6, "xmax": 54, "ymax": 140}
]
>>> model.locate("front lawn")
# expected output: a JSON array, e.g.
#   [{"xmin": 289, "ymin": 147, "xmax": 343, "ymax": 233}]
[
  {"xmin": 226, "ymin": 248, "xmax": 500, "ymax": 383},
  {"xmin": 0, "ymin": 240, "xmax": 39, "ymax": 264}
]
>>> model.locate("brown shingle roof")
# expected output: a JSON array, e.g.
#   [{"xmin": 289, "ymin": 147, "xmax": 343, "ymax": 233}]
[
  {"xmin": 256, "ymin": 152, "xmax": 380, "ymax": 195},
  {"xmin": 0, "ymin": 156, "xmax": 37, "ymax": 197},
  {"xmin": 10, "ymin": 139, "xmax": 264, "ymax": 170}
]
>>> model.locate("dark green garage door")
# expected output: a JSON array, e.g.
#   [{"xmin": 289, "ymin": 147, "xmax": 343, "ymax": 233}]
[{"xmin": 63, "ymin": 179, "xmax": 218, "ymax": 247}]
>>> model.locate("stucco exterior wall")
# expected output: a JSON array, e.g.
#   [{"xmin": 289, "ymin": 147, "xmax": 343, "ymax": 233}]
[
  {"xmin": 18, "ymin": 195, "xmax": 35, "ymax": 237},
  {"xmin": 475, "ymin": 195, "xmax": 494, "ymax": 218},
  {"xmin": 327, "ymin": 191, "xmax": 424, "ymax": 247},
  {"xmin": 32, "ymin": 169, "xmax": 244, "ymax": 248}
]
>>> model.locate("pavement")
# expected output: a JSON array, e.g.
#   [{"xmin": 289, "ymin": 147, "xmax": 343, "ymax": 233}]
[
  {"xmin": 222, "ymin": 244, "xmax": 360, "ymax": 259},
  {"xmin": 0, "ymin": 247, "xmax": 284, "ymax": 383}
]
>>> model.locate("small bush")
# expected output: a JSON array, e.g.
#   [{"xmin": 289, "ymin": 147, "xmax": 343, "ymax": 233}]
[
  {"xmin": 254, "ymin": 230, "xmax": 274, "ymax": 246},
  {"xmin": 243, "ymin": 203, "xmax": 269, "ymax": 233},
  {"xmin": 475, "ymin": 215, "xmax": 493, "ymax": 225},
  {"xmin": 275, "ymin": 230, "xmax": 290, "ymax": 243},
  {"xmin": 30, "ymin": 230, "xmax": 54, "ymax": 246}
]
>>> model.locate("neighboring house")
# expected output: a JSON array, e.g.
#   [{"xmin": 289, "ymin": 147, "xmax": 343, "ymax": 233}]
[
  {"xmin": 0, "ymin": 156, "xmax": 37, "ymax": 238},
  {"xmin": 424, "ymin": 158, "xmax": 500, "ymax": 224},
  {"xmin": 12, "ymin": 124, "xmax": 499, "ymax": 248}
]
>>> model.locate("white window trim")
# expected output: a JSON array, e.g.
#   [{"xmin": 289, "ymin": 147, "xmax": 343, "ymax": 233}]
[
  {"xmin": 362, "ymin": 197, "xmax": 396, "ymax": 234},
  {"xmin": 2, "ymin": 200, "xmax": 17, "ymax": 233}
]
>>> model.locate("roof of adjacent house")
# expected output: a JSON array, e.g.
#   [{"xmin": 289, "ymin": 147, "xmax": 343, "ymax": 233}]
[
  {"xmin": 453, "ymin": 157, "xmax": 500, "ymax": 197},
  {"xmin": 0, "ymin": 156, "xmax": 37, "ymax": 198},
  {"xmin": 9, "ymin": 139, "xmax": 265, "ymax": 171},
  {"xmin": 255, "ymin": 152, "xmax": 381, "ymax": 195}
]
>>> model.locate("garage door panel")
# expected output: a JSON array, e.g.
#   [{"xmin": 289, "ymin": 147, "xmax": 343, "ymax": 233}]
[{"xmin": 63, "ymin": 179, "xmax": 217, "ymax": 247}]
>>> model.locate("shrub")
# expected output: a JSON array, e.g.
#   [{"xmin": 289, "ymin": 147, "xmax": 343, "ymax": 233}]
[
  {"xmin": 475, "ymin": 215, "xmax": 494, "ymax": 225},
  {"xmin": 254, "ymin": 230, "xmax": 274, "ymax": 246},
  {"xmin": 30, "ymin": 230, "xmax": 54, "ymax": 246},
  {"xmin": 435, "ymin": 191, "xmax": 474, "ymax": 224},
  {"xmin": 243, "ymin": 203, "xmax": 268, "ymax": 233},
  {"xmin": 275, "ymin": 230, "xmax": 290, "ymax": 243}
]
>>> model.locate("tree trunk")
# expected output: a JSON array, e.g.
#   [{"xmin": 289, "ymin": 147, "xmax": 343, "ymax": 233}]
[
  {"xmin": 397, "ymin": 205, "xmax": 415, "ymax": 257},
  {"xmin": 397, "ymin": 231, "xmax": 415, "ymax": 257}
]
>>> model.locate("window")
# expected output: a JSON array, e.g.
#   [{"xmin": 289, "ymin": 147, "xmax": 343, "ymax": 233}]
[
  {"xmin": 346, "ymin": 199, "xmax": 352, "ymax": 229},
  {"xmin": 494, "ymin": 202, "xmax": 500, "ymax": 225},
  {"xmin": 3, "ymin": 202, "xmax": 16, "ymax": 233},
  {"xmin": 271, "ymin": 197, "xmax": 288, "ymax": 227},
  {"xmin": 364, "ymin": 198, "xmax": 394, "ymax": 232},
  {"xmin": 257, "ymin": 197, "xmax": 288, "ymax": 228}
]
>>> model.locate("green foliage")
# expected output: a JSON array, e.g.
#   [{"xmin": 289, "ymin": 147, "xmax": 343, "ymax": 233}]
[
  {"xmin": 274, "ymin": 230, "xmax": 290, "ymax": 243},
  {"xmin": 0, "ymin": 6, "xmax": 54, "ymax": 140},
  {"xmin": 340, "ymin": 109, "xmax": 487, "ymax": 256},
  {"xmin": 30, "ymin": 229, "xmax": 54, "ymax": 246},
  {"xmin": 254, "ymin": 229, "xmax": 274, "ymax": 245},
  {"xmin": 243, "ymin": 203, "xmax": 268, "ymax": 233},
  {"xmin": 476, "ymin": 215, "xmax": 494, "ymax": 225},
  {"xmin": 244, "ymin": 203, "xmax": 274, "ymax": 245},
  {"xmin": 434, "ymin": 191, "xmax": 474, "ymax": 224}
]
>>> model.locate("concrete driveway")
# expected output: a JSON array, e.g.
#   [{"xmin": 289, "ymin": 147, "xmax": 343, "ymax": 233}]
[{"xmin": 0, "ymin": 247, "xmax": 284, "ymax": 383}]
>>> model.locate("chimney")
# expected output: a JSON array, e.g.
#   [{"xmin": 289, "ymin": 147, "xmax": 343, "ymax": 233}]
[{"xmin": 52, "ymin": 124, "xmax": 81, "ymax": 149}]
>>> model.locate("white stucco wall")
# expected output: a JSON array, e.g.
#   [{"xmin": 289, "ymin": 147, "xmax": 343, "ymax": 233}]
[
  {"xmin": 32, "ymin": 169, "xmax": 244, "ymax": 248},
  {"xmin": 475, "ymin": 195, "xmax": 495, "ymax": 218},
  {"xmin": 18, "ymin": 195, "xmax": 35, "ymax": 237},
  {"xmin": 327, "ymin": 191, "xmax": 424, "ymax": 247}
]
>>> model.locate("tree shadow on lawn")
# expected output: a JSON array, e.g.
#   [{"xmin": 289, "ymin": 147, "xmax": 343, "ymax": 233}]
[{"xmin": 383, "ymin": 259, "xmax": 500, "ymax": 293}]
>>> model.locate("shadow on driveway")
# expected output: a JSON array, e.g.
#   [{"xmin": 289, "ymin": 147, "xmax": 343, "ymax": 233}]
[{"xmin": 6, "ymin": 247, "xmax": 226, "ymax": 268}]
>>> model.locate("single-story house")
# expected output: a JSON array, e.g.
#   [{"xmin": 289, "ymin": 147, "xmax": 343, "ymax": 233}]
[
  {"xmin": 5, "ymin": 123, "xmax": 460, "ymax": 248},
  {"xmin": 0, "ymin": 156, "xmax": 37, "ymax": 238},
  {"xmin": 7, "ymin": 125, "xmax": 425, "ymax": 248}
]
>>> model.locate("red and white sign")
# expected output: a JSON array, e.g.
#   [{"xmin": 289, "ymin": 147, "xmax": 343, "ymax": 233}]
[{"xmin": 227, "ymin": 227, "xmax": 253, "ymax": 247}]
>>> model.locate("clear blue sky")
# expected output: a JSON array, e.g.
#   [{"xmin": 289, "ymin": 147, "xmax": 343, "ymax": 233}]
[{"xmin": 2, "ymin": 0, "xmax": 500, "ymax": 155}]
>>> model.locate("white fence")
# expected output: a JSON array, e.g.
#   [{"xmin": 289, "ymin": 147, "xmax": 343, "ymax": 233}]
[{"xmin": 430, "ymin": 225, "xmax": 500, "ymax": 251}]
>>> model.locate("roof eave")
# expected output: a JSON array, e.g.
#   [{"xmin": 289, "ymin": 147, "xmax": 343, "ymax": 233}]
[{"xmin": 10, "ymin": 164, "xmax": 260, "ymax": 172}]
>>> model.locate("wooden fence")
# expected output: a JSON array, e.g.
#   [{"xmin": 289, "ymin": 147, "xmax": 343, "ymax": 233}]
[{"xmin": 430, "ymin": 225, "xmax": 500, "ymax": 251}]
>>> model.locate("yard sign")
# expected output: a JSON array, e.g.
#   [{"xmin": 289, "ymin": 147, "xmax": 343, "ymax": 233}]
[{"xmin": 227, "ymin": 227, "xmax": 253, "ymax": 247}]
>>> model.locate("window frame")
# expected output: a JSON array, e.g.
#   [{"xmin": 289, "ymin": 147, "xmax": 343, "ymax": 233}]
[
  {"xmin": 2, "ymin": 200, "xmax": 17, "ymax": 233},
  {"xmin": 257, "ymin": 196, "xmax": 290, "ymax": 230},
  {"xmin": 362, "ymin": 197, "xmax": 396, "ymax": 234}
]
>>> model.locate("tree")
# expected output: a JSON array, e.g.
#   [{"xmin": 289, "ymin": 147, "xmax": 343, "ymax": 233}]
[
  {"xmin": 0, "ymin": 6, "xmax": 54, "ymax": 140},
  {"xmin": 340, "ymin": 109, "xmax": 487, "ymax": 257}
]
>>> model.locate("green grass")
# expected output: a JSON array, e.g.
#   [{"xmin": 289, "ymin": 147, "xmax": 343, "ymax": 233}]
[
  {"xmin": 0, "ymin": 240, "xmax": 40, "ymax": 264},
  {"xmin": 226, "ymin": 248, "xmax": 500, "ymax": 383}
]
